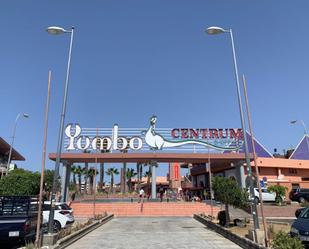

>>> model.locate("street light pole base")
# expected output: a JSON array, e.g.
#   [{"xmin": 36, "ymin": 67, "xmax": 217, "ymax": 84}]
[
  {"xmin": 42, "ymin": 232, "xmax": 58, "ymax": 246},
  {"xmin": 247, "ymin": 228, "xmax": 265, "ymax": 245}
]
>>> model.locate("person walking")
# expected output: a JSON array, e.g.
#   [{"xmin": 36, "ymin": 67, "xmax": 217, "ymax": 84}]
[
  {"xmin": 138, "ymin": 188, "xmax": 145, "ymax": 203},
  {"xmin": 159, "ymin": 184, "xmax": 164, "ymax": 202}
]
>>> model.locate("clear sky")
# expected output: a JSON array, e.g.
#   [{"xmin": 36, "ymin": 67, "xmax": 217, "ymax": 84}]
[{"xmin": 1, "ymin": 1, "xmax": 309, "ymax": 181}]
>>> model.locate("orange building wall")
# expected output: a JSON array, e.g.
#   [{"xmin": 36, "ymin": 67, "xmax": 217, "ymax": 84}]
[{"xmin": 246, "ymin": 157, "xmax": 309, "ymax": 200}]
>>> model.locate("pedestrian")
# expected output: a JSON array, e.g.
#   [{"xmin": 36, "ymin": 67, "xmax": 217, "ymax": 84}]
[
  {"xmin": 138, "ymin": 188, "xmax": 145, "ymax": 203},
  {"xmin": 159, "ymin": 185, "xmax": 164, "ymax": 202}
]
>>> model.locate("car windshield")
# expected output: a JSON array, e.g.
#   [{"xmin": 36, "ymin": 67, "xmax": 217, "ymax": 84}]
[
  {"xmin": 55, "ymin": 204, "xmax": 71, "ymax": 210},
  {"xmin": 299, "ymin": 208, "xmax": 309, "ymax": 219},
  {"xmin": 58, "ymin": 204, "xmax": 71, "ymax": 210}
]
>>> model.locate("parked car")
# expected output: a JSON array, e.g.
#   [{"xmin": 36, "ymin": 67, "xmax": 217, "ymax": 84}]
[
  {"xmin": 42, "ymin": 202, "xmax": 74, "ymax": 232},
  {"xmin": 0, "ymin": 196, "xmax": 39, "ymax": 246},
  {"xmin": 250, "ymin": 188, "xmax": 277, "ymax": 203},
  {"xmin": 290, "ymin": 207, "xmax": 309, "ymax": 245},
  {"xmin": 289, "ymin": 188, "xmax": 309, "ymax": 203}
]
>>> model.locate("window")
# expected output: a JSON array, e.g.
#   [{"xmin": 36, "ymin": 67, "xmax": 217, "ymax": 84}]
[
  {"xmin": 289, "ymin": 168, "xmax": 297, "ymax": 174},
  {"xmin": 300, "ymin": 208, "xmax": 309, "ymax": 219}
]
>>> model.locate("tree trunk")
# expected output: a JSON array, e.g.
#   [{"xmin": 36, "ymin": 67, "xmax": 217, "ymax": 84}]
[
  {"xmin": 90, "ymin": 176, "xmax": 94, "ymax": 194},
  {"xmin": 73, "ymin": 173, "xmax": 76, "ymax": 186},
  {"xmin": 111, "ymin": 174, "xmax": 114, "ymax": 193},
  {"xmin": 147, "ymin": 165, "xmax": 151, "ymax": 196},
  {"xmin": 136, "ymin": 163, "xmax": 140, "ymax": 192},
  {"xmin": 78, "ymin": 174, "xmax": 82, "ymax": 194},
  {"xmin": 84, "ymin": 162, "xmax": 89, "ymax": 194},
  {"xmin": 225, "ymin": 203, "xmax": 230, "ymax": 227},
  {"xmin": 122, "ymin": 162, "xmax": 127, "ymax": 194},
  {"xmin": 99, "ymin": 163, "xmax": 104, "ymax": 191},
  {"xmin": 140, "ymin": 165, "xmax": 143, "ymax": 181},
  {"xmin": 127, "ymin": 179, "xmax": 132, "ymax": 192}
]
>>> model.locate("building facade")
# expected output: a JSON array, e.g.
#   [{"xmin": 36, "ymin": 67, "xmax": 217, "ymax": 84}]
[{"xmin": 189, "ymin": 135, "xmax": 309, "ymax": 199}]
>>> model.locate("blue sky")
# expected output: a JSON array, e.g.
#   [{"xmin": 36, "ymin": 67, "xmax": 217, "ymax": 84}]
[{"xmin": 1, "ymin": 1, "xmax": 309, "ymax": 181}]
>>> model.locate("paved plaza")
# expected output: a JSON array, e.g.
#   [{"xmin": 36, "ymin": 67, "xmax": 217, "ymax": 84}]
[{"xmin": 66, "ymin": 217, "xmax": 241, "ymax": 249}]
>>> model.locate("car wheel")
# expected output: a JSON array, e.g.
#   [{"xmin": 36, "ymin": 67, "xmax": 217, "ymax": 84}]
[
  {"xmin": 299, "ymin": 197, "xmax": 306, "ymax": 204},
  {"xmin": 254, "ymin": 197, "xmax": 260, "ymax": 204},
  {"xmin": 53, "ymin": 220, "xmax": 61, "ymax": 232}
]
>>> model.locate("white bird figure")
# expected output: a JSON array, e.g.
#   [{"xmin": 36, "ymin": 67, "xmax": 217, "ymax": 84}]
[{"xmin": 144, "ymin": 115, "xmax": 242, "ymax": 151}]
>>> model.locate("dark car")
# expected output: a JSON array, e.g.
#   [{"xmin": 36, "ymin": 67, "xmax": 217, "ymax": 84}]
[
  {"xmin": 291, "ymin": 207, "xmax": 309, "ymax": 244},
  {"xmin": 295, "ymin": 207, "xmax": 306, "ymax": 218},
  {"xmin": 290, "ymin": 188, "xmax": 309, "ymax": 203},
  {"xmin": 0, "ymin": 196, "xmax": 39, "ymax": 246}
]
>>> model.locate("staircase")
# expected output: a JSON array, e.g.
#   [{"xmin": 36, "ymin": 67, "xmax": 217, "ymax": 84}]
[{"xmin": 71, "ymin": 202, "xmax": 219, "ymax": 217}]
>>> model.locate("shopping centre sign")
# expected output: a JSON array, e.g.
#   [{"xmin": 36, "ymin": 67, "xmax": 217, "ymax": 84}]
[{"xmin": 65, "ymin": 116, "xmax": 244, "ymax": 152}]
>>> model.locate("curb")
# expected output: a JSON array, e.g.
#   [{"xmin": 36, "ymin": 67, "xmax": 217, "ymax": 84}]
[
  {"xmin": 53, "ymin": 214, "xmax": 114, "ymax": 249},
  {"xmin": 194, "ymin": 214, "xmax": 267, "ymax": 249}
]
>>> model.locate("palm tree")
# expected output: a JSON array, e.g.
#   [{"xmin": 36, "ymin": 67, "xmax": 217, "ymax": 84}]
[
  {"xmin": 136, "ymin": 163, "xmax": 142, "ymax": 191},
  {"xmin": 99, "ymin": 162, "xmax": 105, "ymax": 191},
  {"xmin": 126, "ymin": 168, "xmax": 137, "ymax": 192},
  {"xmin": 71, "ymin": 165, "xmax": 77, "ymax": 188},
  {"xmin": 75, "ymin": 165, "xmax": 83, "ymax": 193},
  {"xmin": 83, "ymin": 150, "xmax": 90, "ymax": 194},
  {"xmin": 82, "ymin": 166, "xmax": 89, "ymax": 194},
  {"xmin": 86, "ymin": 168, "xmax": 98, "ymax": 194},
  {"xmin": 144, "ymin": 166, "xmax": 152, "ymax": 197},
  {"xmin": 106, "ymin": 168, "xmax": 119, "ymax": 193},
  {"xmin": 121, "ymin": 148, "xmax": 128, "ymax": 194},
  {"xmin": 99, "ymin": 147, "xmax": 110, "ymax": 191}
]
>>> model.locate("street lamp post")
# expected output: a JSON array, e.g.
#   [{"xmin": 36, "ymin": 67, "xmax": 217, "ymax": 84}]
[
  {"xmin": 291, "ymin": 120, "xmax": 308, "ymax": 135},
  {"xmin": 47, "ymin": 26, "xmax": 74, "ymax": 234},
  {"xmin": 6, "ymin": 113, "xmax": 29, "ymax": 174},
  {"xmin": 206, "ymin": 26, "xmax": 260, "ymax": 237}
]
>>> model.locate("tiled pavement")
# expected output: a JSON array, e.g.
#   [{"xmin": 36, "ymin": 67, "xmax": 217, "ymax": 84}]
[{"xmin": 66, "ymin": 217, "xmax": 241, "ymax": 249}]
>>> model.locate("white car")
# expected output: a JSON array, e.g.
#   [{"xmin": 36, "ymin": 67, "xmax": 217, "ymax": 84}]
[
  {"xmin": 42, "ymin": 202, "xmax": 74, "ymax": 232},
  {"xmin": 249, "ymin": 188, "xmax": 276, "ymax": 203}
]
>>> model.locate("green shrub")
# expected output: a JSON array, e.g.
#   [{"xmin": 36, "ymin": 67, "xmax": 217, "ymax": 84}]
[
  {"xmin": 0, "ymin": 169, "xmax": 60, "ymax": 196},
  {"xmin": 212, "ymin": 176, "xmax": 249, "ymax": 226},
  {"xmin": 0, "ymin": 169, "xmax": 40, "ymax": 195},
  {"xmin": 271, "ymin": 231, "xmax": 304, "ymax": 249},
  {"xmin": 267, "ymin": 185, "xmax": 287, "ymax": 204}
]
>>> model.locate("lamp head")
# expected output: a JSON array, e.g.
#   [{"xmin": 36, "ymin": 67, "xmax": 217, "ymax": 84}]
[
  {"xmin": 290, "ymin": 120, "xmax": 297, "ymax": 124},
  {"xmin": 23, "ymin": 113, "xmax": 29, "ymax": 118},
  {"xmin": 206, "ymin": 26, "xmax": 226, "ymax": 35},
  {"xmin": 46, "ymin": 26, "xmax": 66, "ymax": 35}
]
